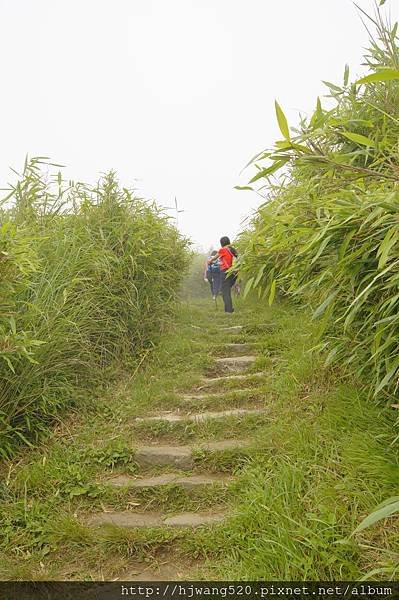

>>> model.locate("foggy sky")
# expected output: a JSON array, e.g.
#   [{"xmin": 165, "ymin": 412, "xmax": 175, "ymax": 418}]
[{"xmin": 1, "ymin": 0, "xmax": 397, "ymax": 249}]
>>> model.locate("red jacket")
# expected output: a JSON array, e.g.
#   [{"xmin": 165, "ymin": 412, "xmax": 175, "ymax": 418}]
[{"xmin": 218, "ymin": 246, "xmax": 237, "ymax": 271}]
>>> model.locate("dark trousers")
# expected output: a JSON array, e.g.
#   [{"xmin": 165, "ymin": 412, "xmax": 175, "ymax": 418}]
[
  {"xmin": 221, "ymin": 270, "xmax": 236, "ymax": 313},
  {"xmin": 207, "ymin": 271, "xmax": 221, "ymax": 297}
]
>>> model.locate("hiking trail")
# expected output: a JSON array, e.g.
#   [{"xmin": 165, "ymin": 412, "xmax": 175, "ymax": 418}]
[{"xmin": 0, "ymin": 298, "xmax": 397, "ymax": 581}]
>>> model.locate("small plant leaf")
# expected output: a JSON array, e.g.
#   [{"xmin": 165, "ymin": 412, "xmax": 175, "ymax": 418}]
[
  {"xmin": 275, "ymin": 101, "xmax": 290, "ymax": 141},
  {"xmin": 353, "ymin": 498, "xmax": 399, "ymax": 534}
]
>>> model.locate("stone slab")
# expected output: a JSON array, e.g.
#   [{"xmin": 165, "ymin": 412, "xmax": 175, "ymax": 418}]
[
  {"xmin": 163, "ymin": 512, "xmax": 225, "ymax": 527},
  {"xmin": 215, "ymin": 356, "xmax": 256, "ymax": 372},
  {"xmin": 223, "ymin": 343, "xmax": 253, "ymax": 352},
  {"xmin": 182, "ymin": 390, "xmax": 251, "ymax": 401},
  {"xmin": 106, "ymin": 473, "xmax": 178, "ymax": 488},
  {"xmin": 201, "ymin": 372, "xmax": 264, "ymax": 385},
  {"xmin": 87, "ymin": 512, "xmax": 163, "ymax": 528},
  {"xmin": 105, "ymin": 473, "xmax": 232, "ymax": 490},
  {"xmin": 220, "ymin": 325, "xmax": 244, "ymax": 333},
  {"xmin": 135, "ymin": 408, "xmax": 265, "ymax": 424},
  {"xmin": 176, "ymin": 474, "xmax": 232, "ymax": 490},
  {"xmin": 135, "ymin": 445, "xmax": 193, "ymax": 470},
  {"xmin": 87, "ymin": 511, "xmax": 226, "ymax": 529},
  {"xmin": 134, "ymin": 439, "xmax": 251, "ymax": 470}
]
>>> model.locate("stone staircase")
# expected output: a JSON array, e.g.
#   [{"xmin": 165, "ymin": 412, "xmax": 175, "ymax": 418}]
[{"xmin": 84, "ymin": 331, "xmax": 265, "ymax": 579}]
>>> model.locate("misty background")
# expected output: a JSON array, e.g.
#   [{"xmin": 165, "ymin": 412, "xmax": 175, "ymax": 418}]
[{"xmin": 1, "ymin": 0, "xmax": 398, "ymax": 250}]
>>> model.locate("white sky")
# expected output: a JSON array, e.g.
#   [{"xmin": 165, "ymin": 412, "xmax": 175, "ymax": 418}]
[{"xmin": 1, "ymin": 0, "xmax": 398, "ymax": 250}]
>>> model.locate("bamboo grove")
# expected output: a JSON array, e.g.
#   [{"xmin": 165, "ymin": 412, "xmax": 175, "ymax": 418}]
[{"xmin": 238, "ymin": 6, "xmax": 399, "ymax": 415}]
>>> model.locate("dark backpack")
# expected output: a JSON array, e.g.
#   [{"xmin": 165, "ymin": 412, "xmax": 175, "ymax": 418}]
[{"xmin": 209, "ymin": 258, "xmax": 220, "ymax": 273}]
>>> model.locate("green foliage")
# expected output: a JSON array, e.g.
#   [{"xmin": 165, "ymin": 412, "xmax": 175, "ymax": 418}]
[
  {"xmin": 238, "ymin": 7, "xmax": 399, "ymax": 403},
  {"xmin": 0, "ymin": 158, "xmax": 189, "ymax": 458}
]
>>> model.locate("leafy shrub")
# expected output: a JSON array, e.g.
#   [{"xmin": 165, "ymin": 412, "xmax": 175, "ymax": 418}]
[{"xmin": 0, "ymin": 158, "xmax": 189, "ymax": 457}]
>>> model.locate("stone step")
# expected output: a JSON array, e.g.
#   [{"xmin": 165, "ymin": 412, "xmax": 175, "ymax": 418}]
[
  {"xmin": 220, "ymin": 323, "xmax": 274, "ymax": 334},
  {"xmin": 105, "ymin": 473, "xmax": 233, "ymax": 490},
  {"xmin": 135, "ymin": 445, "xmax": 193, "ymax": 469},
  {"xmin": 134, "ymin": 408, "xmax": 265, "ymax": 424},
  {"xmin": 135, "ymin": 439, "xmax": 251, "ymax": 470},
  {"xmin": 223, "ymin": 343, "xmax": 254, "ymax": 353},
  {"xmin": 200, "ymin": 372, "xmax": 265, "ymax": 386},
  {"xmin": 87, "ymin": 510, "xmax": 226, "ymax": 529},
  {"xmin": 220, "ymin": 325, "xmax": 244, "ymax": 333},
  {"xmin": 181, "ymin": 389, "xmax": 252, "ymax": 402},
  {"xmin": 214, "ymin": 355, "xmax": 256, "ymax": 372}
]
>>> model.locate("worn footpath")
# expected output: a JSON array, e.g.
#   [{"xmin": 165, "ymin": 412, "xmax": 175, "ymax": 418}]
[{"xmin": 0, "ymin": 298, "xmax": 398, "ymax": 580}]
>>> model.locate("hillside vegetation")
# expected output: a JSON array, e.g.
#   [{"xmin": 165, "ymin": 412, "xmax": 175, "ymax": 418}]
[
  {"xmin": 0, "ymin": 158, "xmax": 189, "ymax": 458},
  {"xmin": 238, "ymin": 7, "xmax": 399, "ymax": 413}
]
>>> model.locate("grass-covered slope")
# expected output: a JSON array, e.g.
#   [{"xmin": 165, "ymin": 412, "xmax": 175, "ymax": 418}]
[
  {"xmin": 237, "ymin": 7, "xmax": 399, "ymax": 406},
  {"xmin": 0, "ymin": 158, "xmax": 189, "ymax": 458}
]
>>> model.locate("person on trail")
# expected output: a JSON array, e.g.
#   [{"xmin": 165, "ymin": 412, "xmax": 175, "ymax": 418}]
[
  {"xmin": 211, "ymin": 236, "xmax": 238, "ymax": 313},
  {"xmin": 204, "ymin": 250, "xmax": 221, "ymax": 300}
]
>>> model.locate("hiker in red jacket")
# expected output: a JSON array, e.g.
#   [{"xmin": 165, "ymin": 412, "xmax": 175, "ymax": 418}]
[{"xmin": 211, "ymin": 236, "xmax": 238, "ymax": 313}]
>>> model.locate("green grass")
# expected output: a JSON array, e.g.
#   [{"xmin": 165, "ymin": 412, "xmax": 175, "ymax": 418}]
[{"xmin": 0, "ymin": 295, "xmax": 397, "ymax": 580}]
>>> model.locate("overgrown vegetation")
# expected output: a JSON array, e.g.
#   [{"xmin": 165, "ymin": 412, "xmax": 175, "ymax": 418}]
[
  {"xmin": 0, "ymin": 158, "xmax": 189, "ymax": 458},
  {"xmin": 238, "ymin": 5, "xmax": 399, "ymax": 410}
]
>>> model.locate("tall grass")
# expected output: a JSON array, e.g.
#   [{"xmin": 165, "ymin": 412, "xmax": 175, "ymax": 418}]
[
  {"xmin": 0, "ymin": 158, "xmax": 189, "ymax": 458},
  {"xmin": 238, "ymin": 5, "xmax": 399, "ymax": 409}
]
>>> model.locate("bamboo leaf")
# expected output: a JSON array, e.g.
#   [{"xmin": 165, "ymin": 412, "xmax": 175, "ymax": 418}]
[
  {"xmin": 275, "ymin": 140, "xmax": 292, "ymax": 149},
  {"xmin": 340, "ymin": 131, "xmax": 376, "ymax": 147},
  {"xmin": 313, "ymin": 290, "xmax": 339, "ymax": 319},
  {"xmin": 322, "ymin": 81, "xmax": 343, "ymax": 93},
  {"xmin": 375, "ymin": 356, "xmax": 399, "ymax": 394},
  {"xmin": 377, "ymin": 227, "xmax": 398, "ymax": 269},
  {"xmin": 357, "ymin": 69, "xmax": 399, "ymax": 84},
  {"xmin": 344, "ymin": 64, "xmax": 350, "ymax": 86},
  {"xmin": 254, "ymin": 264, "xmax": 266, "ymax": 287},
  {"xmin": 249, "ymin": 159, "xmax": 289, "ymax": 183},
  {"xmin": 243, "ymin": 277, "xmax": 254, "ymax": 298},
  {"xmin": 310, "ymin": 235, "xmax": 332, "ymax": 265},
  {"xmin": 275, "ymin": 101, "xmax": 290, "ymax": 141}
]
